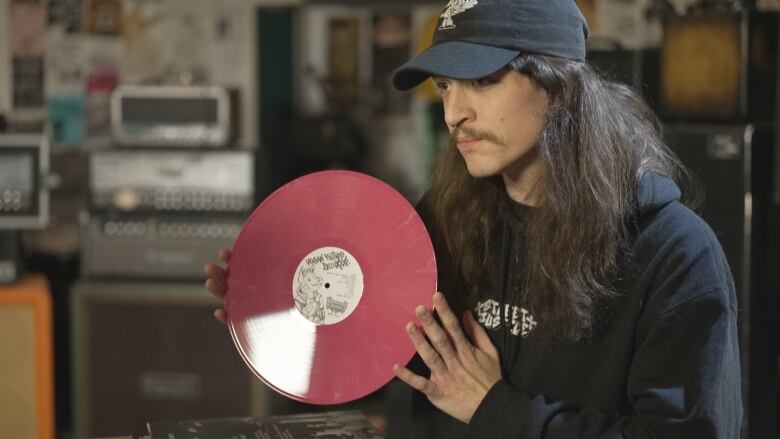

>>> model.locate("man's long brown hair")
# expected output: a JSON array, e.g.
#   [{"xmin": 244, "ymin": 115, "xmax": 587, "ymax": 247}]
[{"xmin": 427, "ymin": 53, "xmax": 698, "ymax": 341}]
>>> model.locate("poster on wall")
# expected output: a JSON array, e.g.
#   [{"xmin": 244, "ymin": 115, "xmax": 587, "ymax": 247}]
[
  {"xmin": 81, "ymin": 35, "xmax": 120, "ymax": 149},
  {"xmin": 47, "ymin": 0, "xmax": 81, "ymax": 33},
  {"xmin": 10, "ymin": 0, "xmax": 46, "ymax": 57},
  {"xmin": 121, "ymin": 0, "xmax": 212, "ymax": 85},
  {"xmin": 48, "ymin": 95, "xmax": 84, "ymax": 145},
  {"xmin": 12, "ymin": 57, "xmax": 44, "ymax": 108},
  {"xmin": 46, "ymin": 29, "xmax": 87, "ymax": 147},
  {"xmin": 46, "ymin": 30, "xmax": 85, "ymax": 94},
  {"xmin": 10, "ymin": 0, "xmax": 46, "ymax": 110},
  {"xmin": 328, "ymin": 17, "xmax": 360, "ymax": 111},
  {"xmin": 83, "ymin": 65, "xmax": 118, "ymax": 149},
  {"xmin": 372, "ymin": 12, "xmax": 411, "ymax": 114},
  {"xmin": 210, "ymin": 0, "xmax": 244, "ymax": 86},
  {"xmin": 85, "ymin": 0, "xmax": 122, "ymax": 35}
]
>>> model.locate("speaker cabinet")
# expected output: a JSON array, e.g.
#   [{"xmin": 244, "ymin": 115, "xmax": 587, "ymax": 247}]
[
  {"xmin": 667, "ymin": 123, "xmax": 777, "ymax": 439},
  {"xmin": 586, "ymin": 47, "xmax": 660, "ymax": 110},
  {"xmin": 661, "ymin": 12, "xmax": 778, "ymax": 122},
  {"xmin": 70, "ymin": 281, "xmax": 270, "ymax": 438},
  {"xmin": 0, "ymin": 275, "xmax": 54, "ymax": 439}
]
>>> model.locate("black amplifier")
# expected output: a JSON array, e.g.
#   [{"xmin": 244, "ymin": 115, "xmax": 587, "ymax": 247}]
[
  {"xmin": 89, "ymin": 149, "xmax": 254, "ymax": 214},
  {"xmin": 80, "ymin": 212, "xmax": 244, "ymax": 280},
  {"xmin": 70, "ymin": 281, "xmax": 269, "ymax": 438},
  {"xmin": 0, "ymin": 232, "xmax": 22, "ymax": 284}
]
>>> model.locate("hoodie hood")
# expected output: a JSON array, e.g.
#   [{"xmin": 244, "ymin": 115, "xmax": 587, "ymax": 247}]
[
  {"xmin": 498, "ymin": 171, "xmax": 681, "ymax": 226},
  {"xmin": 637, "ymin": 172, "xmax": 681, "ymax": 216}
]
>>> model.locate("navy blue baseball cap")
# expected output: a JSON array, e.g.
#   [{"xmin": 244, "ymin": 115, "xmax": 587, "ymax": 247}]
[{"xmin": 392, "ymin": 0, "xmax": 589, "ymax": 91}]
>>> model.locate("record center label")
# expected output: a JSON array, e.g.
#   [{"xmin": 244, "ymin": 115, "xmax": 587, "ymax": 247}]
[{"xmin": 292, "ymin": 247, "xmax": 364, "ymax": 325}]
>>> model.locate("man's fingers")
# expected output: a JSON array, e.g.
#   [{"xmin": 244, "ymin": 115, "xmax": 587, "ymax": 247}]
[
  {"xmin": 416, "ymin": 304, "xmax": 458, "ymax": 365},
  {"xmin": 406, "ymin": 321, "xmax": 448, "ymax": 375},
  {"xmin": 393, "ymin": 364, "xmax": 441, "ymax": 398},
  {"xmin": 205, "ymin": 278, "xmax": 226, "ymax": 299},
  {"xmin": 219, "ymin": 249, "xmax": 232, "ymax": 264},
  {"xmin": 204, "ymin": 262, "xmax": 227, "ymax": 281},
  {"xmin": 463, "ymin": 311, "xmax": 498, "ymax": 358},
  {"xmin": 432, "ymin": 292, "xmax": 471, "ymax": 351},
  {"xmin": 214, "ymin": 308, "xmax": 227, "ymax": 325}
]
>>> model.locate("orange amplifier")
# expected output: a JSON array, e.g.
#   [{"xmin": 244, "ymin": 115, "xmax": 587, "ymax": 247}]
[{"xmin": 0, "ymin": 275, "xmax": 54, "ymax": 439}]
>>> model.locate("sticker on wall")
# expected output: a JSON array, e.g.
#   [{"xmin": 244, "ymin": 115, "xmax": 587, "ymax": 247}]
[
  {"xmin": 13, "ymin": 57, "xmax": 44, "ymax": 109},
  {"xmin": 48, "ymin": 95, "xmax": 84, "ymax": 147},
  {"xmin": 45, "ymin": 30, "xmax": 85, "ymax": 95},
  {"xmin": 84, "ymin": 0, "xmax": 122, "ymax": 35}
]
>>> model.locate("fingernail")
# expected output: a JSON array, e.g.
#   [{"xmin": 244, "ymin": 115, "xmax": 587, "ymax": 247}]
[{"xmin": 416, "ymin": 305, "xmax": 428, "ymax": 317}]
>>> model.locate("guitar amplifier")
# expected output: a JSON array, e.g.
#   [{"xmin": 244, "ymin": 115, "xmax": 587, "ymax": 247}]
[
  {"xmin": 89, "ymin": 149, "xmax": 254, "ymax": 214},
  {"xmin": 80, "ymin": 212, "xmax": 244, "ymax": 280},
  {"xmin": 0, "ymin": 134, "xmax": 49, "ymax": 229},
  {"xmin": 111, "ymin": 86, "xmax": 237, "ymax": 148},
  {"xmin": 0, "ymin": 275, "xmax": 54, "ymax": 439},
  {"xmin": 668, "ymin": 123, "xmax": 776, "ymax": 439},
  {"xmin": 586, "ymin": 47, "xmax": 660, "ymax": 109},
  {"xmin": 661, "ymin": 11, "xmax": 779, "ymax": 122},
  {"xmin": 71, "ymin": 281, "xmax": 270, "ymax": 438}
]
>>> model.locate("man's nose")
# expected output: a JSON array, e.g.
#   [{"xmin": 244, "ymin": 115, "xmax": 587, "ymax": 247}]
[{"xmin": 443, "ymin": 84, "xmax": 476, "ymax": 129}]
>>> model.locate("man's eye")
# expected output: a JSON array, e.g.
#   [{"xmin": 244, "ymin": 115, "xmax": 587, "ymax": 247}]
[
  {"xmin": 473, "ymin": 76, "xmax": 496, "ymax": 87},
  {"xmin": 435, "ymin": 80, "xmax": 449, "ymax": 93}
]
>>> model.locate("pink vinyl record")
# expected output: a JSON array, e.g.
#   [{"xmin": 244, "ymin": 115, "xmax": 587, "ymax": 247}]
[{"xmin": 226, "ymin": 170, "xmax": 437, "ymax": 404}]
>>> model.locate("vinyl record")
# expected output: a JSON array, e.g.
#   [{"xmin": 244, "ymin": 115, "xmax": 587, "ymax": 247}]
[{"xmin": 226, "ymin": 170, "xmax": 437, "ymax": 404}]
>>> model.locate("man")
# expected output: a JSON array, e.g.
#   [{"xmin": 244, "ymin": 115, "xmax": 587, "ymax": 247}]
[{"xmin": 206, "ymin": 0, "xmax": 742, "ymax": 437}]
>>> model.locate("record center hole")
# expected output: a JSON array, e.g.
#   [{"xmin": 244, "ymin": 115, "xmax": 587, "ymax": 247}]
[{"xmin": 325, "ymin": 283, "xmax": 330, "ymax": 289}]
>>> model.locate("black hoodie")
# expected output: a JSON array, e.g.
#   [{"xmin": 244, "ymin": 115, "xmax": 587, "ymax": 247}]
[{"xmin": 409, "ymin": 172, "xmax": 742, "ymax": 439}]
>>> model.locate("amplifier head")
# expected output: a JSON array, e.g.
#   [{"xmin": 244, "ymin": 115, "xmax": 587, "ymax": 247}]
[
  {"xmin": 0, "ymin": 134, "xmax": 49, "ymax": 229},
  {"xmin": 88, "ymin": 149, "xmax": 254, "ymax": 214},
  {"xmin": 111, "ymin": 86, "xmax": 235, "ymax": 148}
]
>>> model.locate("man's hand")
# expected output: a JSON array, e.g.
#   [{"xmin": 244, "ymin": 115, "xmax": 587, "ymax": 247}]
[
  {"xmin": 393, "ymin": 292, "xmax": 501, "ymax": 424},
  {"xmin": 204, "ymin": 249, "xmax": 231, "ymax": 324}
]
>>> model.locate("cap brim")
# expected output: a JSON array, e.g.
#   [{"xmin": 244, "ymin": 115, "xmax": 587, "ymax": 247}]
[{"xmin": 392, "ymin": 41, "xmax": 521, "ymax": 91}]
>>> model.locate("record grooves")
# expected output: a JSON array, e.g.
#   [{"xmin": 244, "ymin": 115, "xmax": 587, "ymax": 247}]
[{"xmin": 226, "ymin": 171, "xmax": 436, "ymax": 404}]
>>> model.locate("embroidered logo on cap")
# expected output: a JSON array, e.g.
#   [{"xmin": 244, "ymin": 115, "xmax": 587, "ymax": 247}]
[{"xmin": 439, "ymin": 0, "xmax": 478, "ymax": 30}]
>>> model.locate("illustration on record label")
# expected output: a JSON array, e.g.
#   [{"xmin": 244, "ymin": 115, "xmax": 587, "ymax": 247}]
[{"xmin": 292, "ymin": 247, "xmax": 364, "ymax": 325}]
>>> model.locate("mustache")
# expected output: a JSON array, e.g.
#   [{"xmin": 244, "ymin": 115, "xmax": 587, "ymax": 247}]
[{"xmin": 449, "ymin": 126, "xmax": 503, "ymax": 147}]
